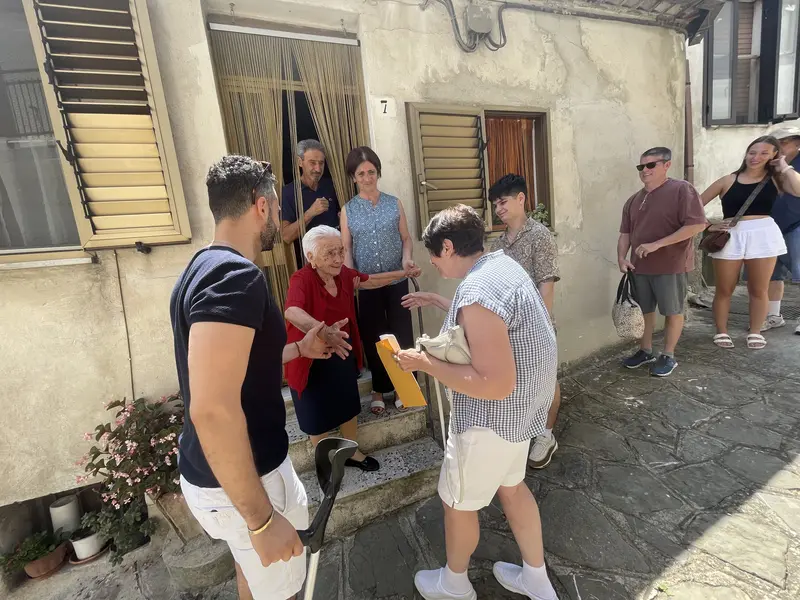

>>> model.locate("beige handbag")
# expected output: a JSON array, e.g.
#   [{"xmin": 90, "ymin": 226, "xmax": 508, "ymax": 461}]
[
  {"xmin": 416, "ymin": 326, "xmax": 471, "ymax": 505},
  {"xmin": 416, "ymin": 326, "xmax": 471, "ymax": 365}
]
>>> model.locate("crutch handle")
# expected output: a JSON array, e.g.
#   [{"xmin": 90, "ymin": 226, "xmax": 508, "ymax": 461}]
[{"xmin": 296, "ymin": 437, "xmax": 358, "ymax": 553}]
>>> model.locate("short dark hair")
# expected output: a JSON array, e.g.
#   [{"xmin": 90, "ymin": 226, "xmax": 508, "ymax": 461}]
[
  {"xmin": 422, "ymin": 204, "xmax": 485, "ymax": 258},
  {"xmin": 345, "ymin": 146, "xmax": 382, "ymax": 178},
  {"xmin": 489, "ymin": 174, "xmax": 527, "ymax": 203},
  {"xmin": 206, "ymin": 155, "xmax": 276, "ymax": 224},
  {"xmin": 642, "ymin": 147, "xmax": 672, "ymax": 161}
]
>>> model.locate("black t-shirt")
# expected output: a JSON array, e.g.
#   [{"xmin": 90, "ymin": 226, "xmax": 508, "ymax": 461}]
[{"xmin": 170, "ymin": 246, "xmax": 288, "ymax": 488}]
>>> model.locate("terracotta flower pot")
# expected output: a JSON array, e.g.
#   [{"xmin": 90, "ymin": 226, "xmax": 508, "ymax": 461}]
[{"xmin": 23, "ymin": 543, "xmax": 67, "ymax": 579}]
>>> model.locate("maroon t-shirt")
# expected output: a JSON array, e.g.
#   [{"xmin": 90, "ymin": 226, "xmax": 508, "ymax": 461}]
[{"xmin": 620, "ymin": 178, "xmax": 706, "ymax": 275}]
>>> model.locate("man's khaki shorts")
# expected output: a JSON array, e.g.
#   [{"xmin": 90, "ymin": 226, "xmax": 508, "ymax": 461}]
[
  {"xmin": 181, "ymin": 457, "xmax": 308, "ymax": 600},
  {"xmin": 438, "ymin": 426, "xmax": 530, "ymax": 511}
]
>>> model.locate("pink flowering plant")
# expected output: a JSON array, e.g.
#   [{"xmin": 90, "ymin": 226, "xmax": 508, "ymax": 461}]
[{"xmin": 77, "ymin": 393, "xmax": 182, "ymax": 563}]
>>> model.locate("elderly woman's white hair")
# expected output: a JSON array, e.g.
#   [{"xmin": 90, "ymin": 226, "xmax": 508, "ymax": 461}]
[{"xmin": 302, "ymin": 225, "xmax": 341, "ymax": 259}]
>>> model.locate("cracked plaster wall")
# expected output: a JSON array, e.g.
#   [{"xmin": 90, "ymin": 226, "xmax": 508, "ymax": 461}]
[
  {"xmin": 209, "ymin": 0, "xmax": 686, "ymax": 357},
  {"xmin": 1, "ymin": 0, "xmax": 687, "ymax": 505}
]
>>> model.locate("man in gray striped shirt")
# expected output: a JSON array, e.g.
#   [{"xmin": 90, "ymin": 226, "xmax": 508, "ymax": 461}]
[{"xmin": 398, "ymin": 205, "xmax": 557, "ymax": 600}]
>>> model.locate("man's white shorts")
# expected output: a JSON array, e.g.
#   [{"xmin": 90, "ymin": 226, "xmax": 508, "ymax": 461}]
[
  {"xmin": 709, "ymin": 217, "xmax": 787, "ymax": 260},
  {"xmin": 181, "ymin": 456, "xmax": 308, "ymax": 600},
  {"xmin": 438, "ymin": 426, "xmax": 530, "ymax": 511}
]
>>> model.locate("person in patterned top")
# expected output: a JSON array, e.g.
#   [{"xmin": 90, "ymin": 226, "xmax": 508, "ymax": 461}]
[
  {"xmin": 397, "ymin": 205, "xmax": 558, "ymax": 600},
  {"xmin": 490, "ymin": 174, "xmax": 562, "ymax": 470}
]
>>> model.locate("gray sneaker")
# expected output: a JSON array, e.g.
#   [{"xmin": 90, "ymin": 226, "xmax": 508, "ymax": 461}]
[
  {"xmin": 761, "ymin": 314, "xmax": 786, "ymax": 331},
  {"xmin": 623, "ymin": 349, "xmax": 656, "ymax": 369},
  {"xmin": 649, "ymin": 354, "xmax": 678, "ymax": 377}
]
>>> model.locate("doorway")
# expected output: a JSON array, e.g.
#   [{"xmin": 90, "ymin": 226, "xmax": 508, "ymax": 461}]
[{"xmin": 208, "ymin": 24, "xmax": 370, "ymax": 311}]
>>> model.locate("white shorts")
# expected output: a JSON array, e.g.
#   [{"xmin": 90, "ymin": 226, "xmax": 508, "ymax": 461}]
[
  {"xmin": 438, "ymin": 426, "xmax": 530, "ymax": 511},
  {"xmin": 709, "ymin": 217, "xmax": 788, "ymax": 261},
  {"xmin": 181, "ymin": 457, "xmax": 309, "ymax": 600}
]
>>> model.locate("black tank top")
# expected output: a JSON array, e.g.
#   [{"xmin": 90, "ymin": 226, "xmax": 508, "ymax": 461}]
[{"xmin": 721, "ymin": 175, "xmax": 778, "ymax": 219}]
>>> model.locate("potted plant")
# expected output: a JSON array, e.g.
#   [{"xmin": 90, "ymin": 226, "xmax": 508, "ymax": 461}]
[
  {"xmin": 69, "ymin": 520, "xmax": 106, "ymax": 562},
  {"xmin": 0, "ymin": 531, "xmax": 68, "ymax": 579},
  {"xmin": 76, "ymin": 394, "xmax": 183, "ymax": 564}
]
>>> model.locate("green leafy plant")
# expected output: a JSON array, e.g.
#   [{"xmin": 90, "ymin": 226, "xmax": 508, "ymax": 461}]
[
  {"xmin": 527, "ymin": 205, "xmax": 551, "ymax": 227},
  {"xmin": 0, "ymin": 531, "xmax": 66, "ymax": 575},
  {"xmin": 76, "ymin": 394, "xmax": 182, "ymax": 564}
]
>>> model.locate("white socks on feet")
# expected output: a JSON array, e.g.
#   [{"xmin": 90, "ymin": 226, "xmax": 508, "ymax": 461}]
[
  {"xmin": 442, "ymin": 565, "xmax": 472, "ymax": 595},
  {"xmin": 769, "ymin": 301, "xmax": 781, "ymax": 316},
  {"xmin": 522, "ymin": 561, "xmax": 557, "ymax": 600}
]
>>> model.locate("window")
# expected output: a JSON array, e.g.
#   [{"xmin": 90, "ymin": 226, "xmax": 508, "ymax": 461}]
[
  {"xmin": 704, "ymin": 0, "xmax": 800, "ymax": 125},
  {"xmin": 406, "ymin": 103, "xmax": 550, "ymax": 236},
  {"xmin": 1, "ymin": 0, "xmax": 190, "ymax": 258},
  {"xmin": 1, "ymin": 0, "xmax": 80, "ymax": 253}
]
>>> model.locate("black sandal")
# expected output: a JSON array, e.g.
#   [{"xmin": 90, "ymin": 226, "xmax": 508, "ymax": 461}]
[{"xmin": 345, "ymin": 456, "xmax": 380, "ymax": 472}]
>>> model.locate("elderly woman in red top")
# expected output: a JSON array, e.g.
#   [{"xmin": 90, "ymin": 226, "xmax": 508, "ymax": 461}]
[{"xmin": 285, "ymin": 225, "xmax": 417, "ymax": 472}]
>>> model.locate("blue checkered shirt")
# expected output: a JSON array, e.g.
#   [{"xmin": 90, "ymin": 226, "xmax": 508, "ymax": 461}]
[{"xmin": 442, "ymin": 251, "xmax": 557, "ymax": 443}]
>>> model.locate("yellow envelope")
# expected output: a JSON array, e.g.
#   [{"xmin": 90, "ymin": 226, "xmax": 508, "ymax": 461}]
[{"xmin": 375, "ymin": 334, "xmax": 427, "ymax": 407}]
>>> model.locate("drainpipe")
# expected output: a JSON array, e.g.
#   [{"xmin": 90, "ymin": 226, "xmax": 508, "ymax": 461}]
[{"xmin": 684, "ymin": 59, "xmax": 695, "ymax": 185}]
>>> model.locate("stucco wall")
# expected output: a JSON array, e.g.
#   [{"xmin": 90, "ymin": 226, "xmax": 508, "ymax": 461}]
[
  {"xmin": 0, "ymin": 0, "xmax": 226, "ymax": 506},
  {"xmin": 208, "ymin": 0, "xmax": 686, "ymax": 356},
  {"xmin": 1, "ymin": 0, "xmax": 689, "ymax": 505}
]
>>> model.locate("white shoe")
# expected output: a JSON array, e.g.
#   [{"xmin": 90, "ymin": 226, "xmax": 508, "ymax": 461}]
[
  {"xmin": 761, "ymin": 314, "xmax": 786, "ymax": 331},
  {"xmin": 414, "ymin": 568, "xmax": 477, "ymax": 600},
  {"xmin": 492, "ymin": 562, "xmax": 557, "ymax": 600},
  {"xmin": 528, "ymin": 435, "xmax": 558, "ymax": 469}
]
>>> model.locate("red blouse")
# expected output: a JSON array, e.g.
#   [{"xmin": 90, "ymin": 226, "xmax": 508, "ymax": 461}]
[{"xmin": 285, "ymin": 264, "xmax": 369, "ymax": 393}]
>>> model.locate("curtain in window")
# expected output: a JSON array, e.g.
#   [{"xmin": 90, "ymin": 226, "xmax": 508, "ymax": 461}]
[
  {"xmin": 485, "ymin": 116, "xmax": 536, "ymax": 227},
  {"xmin": 291, "ymin": 39, "xmax": 370, "ymax": 207}
]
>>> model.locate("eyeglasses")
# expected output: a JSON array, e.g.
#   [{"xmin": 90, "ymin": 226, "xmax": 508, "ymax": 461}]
[
  {"xmin": 636, "ymin": 160, "xmax": 666, "ymax": 172},
  {"xmin": 252, "ymin": 160, "xmax": 273, "ymax": 203}
]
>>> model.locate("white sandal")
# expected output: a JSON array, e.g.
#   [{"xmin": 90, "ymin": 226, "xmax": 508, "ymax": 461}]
[
  {"xmin": 394, "ymin": 397, "xmax": 407, "ymax": 412},
  {"xmin": 370, "ymin": 397, "xmax": 385, "ymax": 415},
  {"xmin": 713, "ymin": 333, "xmax": 734, "ymax": 348},
  {"xmin": 746, "ymin": 333, "xmax": 767, "ymax": 349}
]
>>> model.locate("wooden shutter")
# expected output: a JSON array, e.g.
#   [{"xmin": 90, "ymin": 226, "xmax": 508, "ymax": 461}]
[
  {"xmin": 24, "ymin": 0, "xmax": 190, "ymax": 249},
  {"xmin": 734, "ymin": 0, "xmax": 757, "ymax": 123},
  {"xmin": 407, "ymin": 104, "xmax": 489, "ymax": 235}
]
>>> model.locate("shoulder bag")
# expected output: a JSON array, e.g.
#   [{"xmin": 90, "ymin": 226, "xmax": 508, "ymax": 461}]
[{"xmin": 699, "ymin": 176, "xmax": 769, "ymax": 254}]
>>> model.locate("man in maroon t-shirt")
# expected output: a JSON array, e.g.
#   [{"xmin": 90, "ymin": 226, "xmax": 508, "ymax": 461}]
[{"xmin": 617, "ymin": 147, "xmax": 707, "ymax": 376}]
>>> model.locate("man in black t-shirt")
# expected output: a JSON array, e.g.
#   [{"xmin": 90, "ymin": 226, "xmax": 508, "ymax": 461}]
[{"xmin": 171, "ymin": 156, "xmax": 335, "ymax": 599}]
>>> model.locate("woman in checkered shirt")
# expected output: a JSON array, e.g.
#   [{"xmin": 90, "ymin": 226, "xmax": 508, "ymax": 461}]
[{"xmin": 397, "ymin": 205, "xmax": 558, "ymax": 600}]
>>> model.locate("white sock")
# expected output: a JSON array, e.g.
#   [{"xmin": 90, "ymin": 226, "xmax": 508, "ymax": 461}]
[
  {"xmin": 521, "ymin": 561, "xmax": 556, "ymax": 599},
  {"xmin": 768, "ymin": 301, "xmax": 781, "ymax": 316},
  {"xmin": 442, "ymin": 565, "xmax": 471, "ymax": 595},
  {"xmin": 542, "ymin": 428, "xmax": 553, "ymax": 439}
]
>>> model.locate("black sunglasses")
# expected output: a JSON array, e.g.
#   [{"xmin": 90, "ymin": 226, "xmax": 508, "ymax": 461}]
[
  {"xmin": 252, "ymin": 160, "xmax": 273, "ymax": 203},
  {"xmin": 636, "ymin": 160, "xmax": 666, "ymax": 172}
]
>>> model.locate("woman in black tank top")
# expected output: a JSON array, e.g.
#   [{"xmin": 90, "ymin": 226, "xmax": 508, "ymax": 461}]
[{"xmin": 701, "ymin": 136, "xmax": 800, "ymax": 350}]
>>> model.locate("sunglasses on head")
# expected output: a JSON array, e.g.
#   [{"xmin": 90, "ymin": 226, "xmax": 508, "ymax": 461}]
[
  {"xmin": 636, "ymin": 160, "xmax": 666, "ymax": 172},
  {"xmin": 252, "ymin": 160, "xmax": 273, "ymax": 203}
]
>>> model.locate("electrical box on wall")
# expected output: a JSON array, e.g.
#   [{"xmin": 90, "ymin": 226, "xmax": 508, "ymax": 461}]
[{"xmin": 465, "ymin": 5, "xmax": 493, "ymax": 34}]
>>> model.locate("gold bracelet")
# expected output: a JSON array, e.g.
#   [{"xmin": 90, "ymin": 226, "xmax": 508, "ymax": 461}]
[{"xmin": 248, "ymin": 508, "xmax": 275, "ymax": 536}]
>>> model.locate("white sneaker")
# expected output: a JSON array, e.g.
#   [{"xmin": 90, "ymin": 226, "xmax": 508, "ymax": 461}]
[
  {"xmin": 414, "ymin": 568, "xmax": 477, "ymax": 600},
  {"xmin": 492, "ymin": 562, "xmax": 557, "ymax": 600},
  {"xmin": 528, "ymin": 435, "xmax": 558, "ymax": 469},
  {"xmin": 761, "ymin": 314, "xmax": 786, "ymax": 331}
]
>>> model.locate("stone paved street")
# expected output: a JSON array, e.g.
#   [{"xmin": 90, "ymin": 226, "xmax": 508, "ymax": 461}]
[
  {"xmin": 7, "ymin": 300, "xmax": 800, "ymax": 600},
  {"xmin": 316, "ymin": 304, "xmax": 800, "ymax": 600}
]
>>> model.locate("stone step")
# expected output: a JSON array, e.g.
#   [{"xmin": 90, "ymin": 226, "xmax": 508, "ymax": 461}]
[
  {"xmin": 282, "ymin": 370, "xmax": 374, "ymax": 415},
  {"xmin": 288, "ymin": 396, "xmax": 428, "ymax": 474},
  {"xmin": 300, "ymin": 436, "xmax": 443, "ymax": 539}
]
